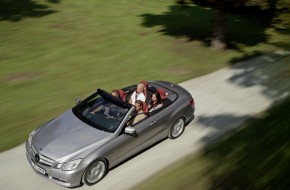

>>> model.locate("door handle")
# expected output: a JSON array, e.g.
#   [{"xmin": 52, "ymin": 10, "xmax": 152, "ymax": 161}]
[{"xmin": 150, "ymin": 120, "xmax": 157, "ymax": 125}]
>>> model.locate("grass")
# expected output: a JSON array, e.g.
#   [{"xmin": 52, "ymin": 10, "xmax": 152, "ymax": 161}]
[
  {"xmin": 0, "ymin": 0, "xmax": 290, "ymax": 152},
  {"xmin": 133, "ymin": 97, "xmax": 290, "ymax": 190}
]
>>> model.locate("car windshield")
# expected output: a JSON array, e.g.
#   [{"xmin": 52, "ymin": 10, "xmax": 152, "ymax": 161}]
[{"xmin": 72, "ymin": 89, "xmax": 131, "ymax": 133}]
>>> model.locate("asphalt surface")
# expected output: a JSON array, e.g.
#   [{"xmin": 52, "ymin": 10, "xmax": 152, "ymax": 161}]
[{"xmin": 1, "ymin": 51, "xmax": 289, "ymax": 190}]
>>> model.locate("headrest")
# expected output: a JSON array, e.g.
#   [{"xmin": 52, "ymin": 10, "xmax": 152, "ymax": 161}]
[
  {"xmin": 140, "ymin": 80, "xmax": 148, "ymax": 88},
  {"xmin": 143, "ymin": 102, "xmax": 148, "ymax": 113},
  {"xmin": 118, "ymin": 89, "xmax": 125, "ymax": 101},
  {"xmin": 157, "ymin": 88, "xmax": 167, "ymax": 100}
]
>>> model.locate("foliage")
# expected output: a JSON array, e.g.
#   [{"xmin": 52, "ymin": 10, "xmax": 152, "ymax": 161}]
[
  {"xmin": 187, "ymin": 0, "xmax": 290, "ymax": 49},
  {"xmin": 273, "ymin": 0, "xmax": 290, "ymax": 31}
]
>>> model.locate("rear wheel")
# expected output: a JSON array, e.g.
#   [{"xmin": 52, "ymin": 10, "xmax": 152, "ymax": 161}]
[
  {"xmin": 83, "ymin": 158, "xmax": 108, "ymax": 186},
  {"xmin": 168, "ymin": 117, "xmax": 185, "ymax": 139}
]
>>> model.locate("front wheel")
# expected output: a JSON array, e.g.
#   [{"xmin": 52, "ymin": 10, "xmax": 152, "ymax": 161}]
[
  {"xmin": 83, "ymin": 158, "xmax": 108, "ymax": 186},
  {"xmin": 168, "ymin": 117, "xmax": 185, "ymax": 139}
]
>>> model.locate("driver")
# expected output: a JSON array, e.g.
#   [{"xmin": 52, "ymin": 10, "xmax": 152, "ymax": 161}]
[
  {"xmin": 90, "ymin": 90, "xmax": 120, "ymax": 117},
  {"xmin": 127, "ymin": 100, "xmax": 146, "ymax": 125}
]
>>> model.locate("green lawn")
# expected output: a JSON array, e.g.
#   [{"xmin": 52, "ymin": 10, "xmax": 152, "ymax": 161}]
[
  {"xmin": 0, "ymin": 0, "xmax": 289, "ymax": 152},
  {"xmin": 133, "ymin": 98, "xmax": 290, "ymax": 190}
]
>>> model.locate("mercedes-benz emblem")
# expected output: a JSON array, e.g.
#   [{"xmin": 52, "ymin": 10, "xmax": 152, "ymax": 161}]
[{"xmin": 35, "ymin": 154, "xmax": 40, "ymax": 163}]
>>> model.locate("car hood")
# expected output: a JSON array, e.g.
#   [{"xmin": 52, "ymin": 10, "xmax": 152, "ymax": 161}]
[{"xmin": 32, "ymin": 110, "xmax": 112, "ymax": 161}]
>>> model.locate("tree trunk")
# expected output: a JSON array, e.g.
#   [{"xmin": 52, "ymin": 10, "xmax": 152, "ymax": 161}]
[{"xmin": 211, "ymin": 3, "xmax": 227, "ymax": 50}]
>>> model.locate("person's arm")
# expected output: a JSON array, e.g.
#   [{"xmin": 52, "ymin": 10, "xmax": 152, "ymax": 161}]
[
  {"xmin": 132, "ymin": 115, "xmax": 139, "ymax": 125},
  {"xmin": 132, "ymin": 113, "xmax": 146, "ymax": 125},
  {"xmin": 156, "ymin": 103, "xmax": 163, "ymax": 109},
  {"xmin": 127, "ymin": 115, "xmax": 135, "ymax": 126},
  {"xmin": 91, "ymin": 105, "xmax": 104, "ymax": 114},
  {"xmin": 129, "ymin": 91, "xmax": 136, "ymax": 105}
]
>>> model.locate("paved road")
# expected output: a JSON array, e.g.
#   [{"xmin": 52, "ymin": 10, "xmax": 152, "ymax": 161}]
[{"xmin": 1, "ymin": 51, "xmax": 289, "ymax": 190}]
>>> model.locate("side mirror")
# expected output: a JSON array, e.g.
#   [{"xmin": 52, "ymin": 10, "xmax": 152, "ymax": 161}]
[
  {"xmin": 124, "ymin": 126, "xmax": 137, "ymax": 136},
  {"xmin": 76, "ymin": 97, "xmax": 82, "ymax": 104}
]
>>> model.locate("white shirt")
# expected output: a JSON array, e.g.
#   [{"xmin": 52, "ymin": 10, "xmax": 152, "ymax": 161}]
[{"xmin": 130, "ymin": 91, "xmax": 146, "ymax": 105}]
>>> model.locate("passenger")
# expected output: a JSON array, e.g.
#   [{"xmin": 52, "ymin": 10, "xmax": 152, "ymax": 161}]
[
  {"xmin": 140, "ymin": 80, "xmax": 148, "ymax": 97},
  {"xmin": 129, "ymin": 83, "xmax": 146, "ymax": 105},
  {"xmin": 128, "ymin": 100, "xmax": 146, "ymax": 125},
  {"xmin": 148, "ymin": 91, "xmax": 163, "ymax": 112},
  {"xmin": 111, "ymin": 90, "xmax": 121, "ymax": 99},
  {"xmin": 91, "ymin": 90, "xmax": 120, "ymax": 115}
]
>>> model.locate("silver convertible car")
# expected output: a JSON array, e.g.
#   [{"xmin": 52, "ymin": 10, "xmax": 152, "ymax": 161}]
[{"xmin": 26, "ymin": 80, "xmax": 195, "ymax": 187}]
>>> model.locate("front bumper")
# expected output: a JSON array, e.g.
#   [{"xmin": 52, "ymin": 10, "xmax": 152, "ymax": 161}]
[{"xmin": 25, "ymin": 141, "xmax": 86, "ymax": 187}]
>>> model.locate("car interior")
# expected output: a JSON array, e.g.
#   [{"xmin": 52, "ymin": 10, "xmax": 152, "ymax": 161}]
[{"xmin": 122, "ymin": 81, "xmax": 177, "ymax": 118}]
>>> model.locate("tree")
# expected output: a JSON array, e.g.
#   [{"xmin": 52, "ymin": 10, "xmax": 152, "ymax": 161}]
[
  {"xmin": 189, "ymin": 0, "xmax": 288, "ymax": 50},
  {"xmin": 210, "ymin": 1, "xmax": 227, "ymax": 50},
  {"xmin": 193, "ymin": 0, "xmax": 245, "ymax": 50},
  {"xmin": 272, "ymin": 0, "xmax": 290, "ymax": 31}
]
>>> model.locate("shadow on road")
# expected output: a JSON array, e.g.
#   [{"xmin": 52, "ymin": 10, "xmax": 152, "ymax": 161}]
[
  {"xmin": 196, "ymin": 114, "xmax": 251, "ymax": 144},
  {"xmin": 194, "ymin": 51, "xmax": 290, "ymax": 144},
  {"xmin": 191, "ymin": 51, "xmax": 290, "ymax": 189},
  {"xmin": 201, "ymin": 97, "xmax": 290, "ymax": 189},
  {"xmin": 229, "ymin": 50, "xmax": 290, "ymax": 101}
]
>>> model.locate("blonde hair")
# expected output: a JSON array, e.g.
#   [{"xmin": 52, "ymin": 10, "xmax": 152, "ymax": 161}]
[{"xmin": 137, "ymin": 83, "xmax": 145, "ymax": 90}]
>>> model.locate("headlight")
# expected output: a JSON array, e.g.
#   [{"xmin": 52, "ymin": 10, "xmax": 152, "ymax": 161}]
[
  {"xmin": 57, "ymin": 159, "xmax": 82, "ymax": 171},
  {"xmin": 28, "ymin": 130, "xmax": 35, "ymax": 145}
]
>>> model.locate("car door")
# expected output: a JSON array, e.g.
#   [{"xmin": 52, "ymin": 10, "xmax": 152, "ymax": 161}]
[
  {"xmin": 112, "ymin": 115, "xmax": 160, "ymax": 163},
  {"xmin": 152, "ymin": 103, "xmax": 179, "ymax": 141}
]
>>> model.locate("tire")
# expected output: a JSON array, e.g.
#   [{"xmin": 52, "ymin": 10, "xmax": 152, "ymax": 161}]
[
  {"xmin": 83, "ymin": 158, "xmax": 108, "ymax": 186},
  {"xmin": 168, "ymin": 117, "xmax": 185, "ymax": 139}
]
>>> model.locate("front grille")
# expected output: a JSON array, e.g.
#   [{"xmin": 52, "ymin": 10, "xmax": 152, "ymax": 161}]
[{"xmin": 30, "ymin": 145, "xmax": 55, "ymax": 167}]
